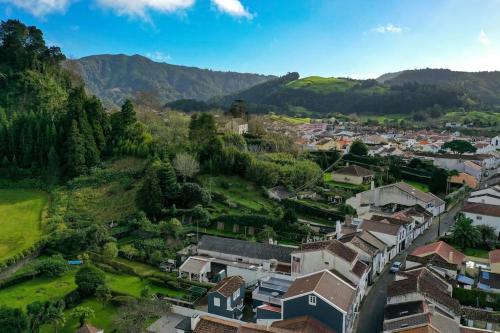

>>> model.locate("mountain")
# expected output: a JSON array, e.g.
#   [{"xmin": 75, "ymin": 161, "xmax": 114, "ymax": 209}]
[
  {"xmin": 209, "ymin": 72, "xmax": 470, "ymax": 116},
  {"xmin": 64, "ymin": 54, "xmax": 276, "ymax": 107},
  {"xmin": 377, "ymin": 68, "xmax": 500, "ymax": 106}
]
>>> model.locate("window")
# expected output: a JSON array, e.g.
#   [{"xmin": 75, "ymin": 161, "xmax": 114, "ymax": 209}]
[
  {"xmin": 213, "ymin": 297, "xmax": 220, "ymax": 307},
  {"xmin": 476, "ymin": 215, "xmax": 482, "ymax": 220},
  {"xmin": 308, "ymin": 295, "xmax": 317, "ymax": 306},
  {"xmin": 233, "ymin": 288, "xmax": 240, "ymax": 300}
]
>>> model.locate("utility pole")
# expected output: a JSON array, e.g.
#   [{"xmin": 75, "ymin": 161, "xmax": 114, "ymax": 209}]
[{"xmin": 437, "ymin": 213, "xmax": 441, "ymax": 238}]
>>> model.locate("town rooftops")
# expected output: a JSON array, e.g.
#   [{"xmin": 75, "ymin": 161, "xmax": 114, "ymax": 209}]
[
  {"xmin": 335, "ymin": 164, "xmax": 374, "ymax": 177},
  {"xmin": 179, "ymin": 256, "xmax": 211, "ymax": 275},
  {"xmin": 371, "ymin": 215, "xmax": 412, "ymax": 226},
  {"xmin": 198, "ymin": 235, "xmax": 294, "ymax": 263},
  {"xmin": 410, "ymin": 241, "xmax": 465, "ymax": 265},
  {"xmin": 392, "ymin": 182, "xmax": 445, "ymax": 206},
  {"xmin": 462, "ymin": 202, "xmax": 500, "ymax": 218},
  {"xmin": 209, "ymin": 276, "xmax": 244, "ymax": 298},
  {"xmin": 294, "ymin": 239, "xmax": 358, "ymax": 263},
  {"xmin": 384, "ymin": 301, "xmax": 426, "ymax": 320},
  {"xmin": 283, "ymin": 270, "xmax": 357, "ymax": 313}
]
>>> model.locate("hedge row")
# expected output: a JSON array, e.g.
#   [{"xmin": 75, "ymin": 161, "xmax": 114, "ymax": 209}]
[
  {"xmin": 400, "ymin": 170, "xmax": 432, "ymax": 185},
  {"xmin": 0, "ymin": 241, "xmax": 44, "ymax": 272},
  {"xmin": 0, "ymin": 271, "xmax": 39, "ymax": 290},
  {"xmin": 453, "ymin": 287, "xmax": 500, "ymax": 311}
]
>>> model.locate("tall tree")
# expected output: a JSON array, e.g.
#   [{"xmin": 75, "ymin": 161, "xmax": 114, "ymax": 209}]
[
  {"xmin": 442, "ymin": 140, "xmax": 477, "ymax": 156},
  {"xmin": 451, "ymin": 214, "xmax": 481, "ymax": 250},
  {"xmin": 157, "ymin": 159, "xmax": 179, "ymax": 200},
  {"xmin": 65, "ymin": 120, "xmax": 87, "ymax": 177},
  {"xmin": 0, "ymin": 306, "xmax": 28, "ymax": 333},
  {"xmin": 349, "ymin": 140, "xmax": 368, "ymax": 156},
  {"xmin": 173, "ymin": 153, "xmax": 200, "ymax": 182},
  {"xmin": 137, "ymin": 164, "xmax": 164, "ymax": 218}
]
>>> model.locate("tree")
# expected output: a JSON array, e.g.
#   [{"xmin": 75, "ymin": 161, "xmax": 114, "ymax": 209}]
[
  {"xmin": 45, "ymin": 301, "xmax": 65, "ymax": 333},
  {"xmin": 477, "ymin": 225, "xmax": 497, "ymax": 249},
  {"xmin": 33, "ymin": 255, "xmax": 69, "ymax": 277},
  {"xmin": 71, "ymin": 306, "xmax": 95, "ymax": 328},
  {"xmin": 121, "ymin": 100, "xmax": 136, "ymax": 128},
  {"xmin": 120, "ymin": 244, "xmax": 140, "ymax": 260},
  {"xmin": 0, "ymin": 306, "xmax": 28, "ymax": 333},
  {"xmin": 137, "ymin": 164, "xmax": 164, "ymax": 218},
  {"xmin": 65, "ymin": 120, "xmax": 87, "ymax": 177},
  {"xmin": 257, "ymin": 225, "xmax": 277, "ymax": 243},
  {"xmin": 95, "ymin": 285, "xmax": 112, "ymax": 308},
  {"xmin": 180, "ymin": 183, "xmax": 211, "ymax": 208},
  {"xmin": 45, "ymin": 145, "xmax": 59, "ymax": 185},
  {"xmin": 159, "ymin": 218, "xmax": 183, "ymax": 239},
  {"xmin": 114, "ymin": 298, "xmax": 171, "ymax": 333},
  {"xmin": 158, "ymin": 160, "xmax": 179, "ymax": 199},
  {"xmin": 430, "ymin": 168, "xmax": 449, "ymax": 194},
  {"xmin": 451, "ymin": 214, "xmax": 481, "ymax": 250},
  {"xmin": 283, "ymin": 208, "xmax": 298, "ymax": 225},
  {"xmin": 173, "ymin": 153, "xmax": 200, "ymax": 182},
  {"xmin": 140, "ymin": 286, "xmax": 152, "ymax": 299},
  {"xmin": 27, "ymin": 301, "xmax": 46, "ymax": 333},
  {"xmin": 75, "ymin": 265, "xmax": 106, "ymax": 296},
  {"xmin": 442, "ymin": 140, "xmax": 477, "ymax": 156},
  {"xmin": 102, "ymin": 242, "xmax": 118, "ymax": 259},
  {"xmin": 227, "ymin": 99, "xmax": 247, "ymax": 118},
  {"xmin": 189, "ymin": 113, "xmax": 216, "ymax": 152},
  {"xmin": 349, "ymin": 140, "xmax": 368, "ymax": 156}
]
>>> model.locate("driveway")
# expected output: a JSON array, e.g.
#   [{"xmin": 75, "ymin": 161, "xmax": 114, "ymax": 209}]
[{"xmin": 355, "ymin": 203, "xmax": 463, "ymax": 333}]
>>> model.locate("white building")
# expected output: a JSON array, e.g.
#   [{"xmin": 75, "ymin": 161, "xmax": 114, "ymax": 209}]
[{"xmin": 462, "ymin": 202, "xmax": 500, "ymax": 238}]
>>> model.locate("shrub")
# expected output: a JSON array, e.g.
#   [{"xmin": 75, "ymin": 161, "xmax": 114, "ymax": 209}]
[{"xmin": 75, "ymin": 265, "xmax": 106, "ymax": 296}]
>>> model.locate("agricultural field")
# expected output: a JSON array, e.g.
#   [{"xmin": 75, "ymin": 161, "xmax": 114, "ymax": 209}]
[
  {"xmin": 0, "ymin": 189, "xmax": 48, "ymax": 262},
  {"xmin": 268, "ymin": 114, "xmax": 311, "ymax": 124},
  {"xmin": 441, "ymin": 110, "xmax": 500, "ymax": 126}
]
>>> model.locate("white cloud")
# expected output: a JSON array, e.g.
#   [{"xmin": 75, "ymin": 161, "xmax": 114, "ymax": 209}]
[
  {"xmin": 2, "ymin": 0, "xmax": 73, "ymax": 17},
  {"xmin": 145, "ymin": 51, "xmax": 171, "ymax": 62},
  {"xmin": 211, "ymin": 0, "xmax": 253, "ymax": 19},
  {"xmin": 478, "ymin": 30, "xmax": 490, "ymax": 46},
  {"xmin": 95, "ymin": 0, "xmax": 195, "ymax": 19},
  {"xmin": 371, "ymin": 23, "xmax": 403, "ymax": 34}
]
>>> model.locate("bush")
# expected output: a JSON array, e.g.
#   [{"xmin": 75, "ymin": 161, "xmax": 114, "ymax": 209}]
[
  {"xmin": 453, "ymin": 287, "xmax": 500, "ymax": 311},
  {"xmin": 0, "ymin": 272, "xmax": 38, "ymax": 290},
  {"xmin": 33, "ymin": 255, "xmax": 69, "ymax": 277},
  {"xmin": 75, "ymin": 265, "xmax": 106, "ymax": 296},
  {"xmin": 110, "ymin": 295, "xmax": 135, "ymax": 306},
  {"xmin": 63, "ymin": 289, "xmax": 82, "ymax": 309}
]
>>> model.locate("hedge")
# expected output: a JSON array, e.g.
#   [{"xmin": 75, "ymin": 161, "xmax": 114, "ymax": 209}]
[
  {"xmin": 453, "ymin": 287, "xmax": 500, "ymax": 311},
  {"xmin": 0, "ymin": 271, "xmax": 39, "ymax": 290}
]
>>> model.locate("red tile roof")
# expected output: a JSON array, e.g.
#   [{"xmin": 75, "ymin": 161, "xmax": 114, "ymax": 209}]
[
  {"xmin": 490, "ymin": 249, "xmax": 500, "ymax": 264},
  {"xmin": 411, "ymin": 241, "xmax": 465, "ymax": 265},
  {"xmin": 463, "ymin": 202, "xmax": 500, "ymax": 218},
  {"xmin": 210, "ymin": 276, "xmax": 244, "ymax": 298}
]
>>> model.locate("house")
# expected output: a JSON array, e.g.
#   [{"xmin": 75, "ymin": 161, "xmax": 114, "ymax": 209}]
[
  {"xmin": 195, "ymin": 235, "xmax": 293, "ymax": 284},
  {"xmin": 339, "ymin": 230, "xmax": 389, "ymax": 283},
  {"xmin": 450, "ymin": 172, "xmax": 479, "ymax": 189},
  {"xmin": 207, "ymin": 276, "xmax": 245, "ymax": 319},
  {"xmin": 371, "ymin": 214, "xmax": 417, "ymax": 246},
  {"xmin": 76, "ymin": 324, "xmax": 104, "ymax": 333},
  {"xmin": 358, "ymin": 219, "xmax": 406, "ymax": 258},
  {"xmin": 252, "ymin": 275, "xmax": 294, "ymax": 325},
  {"xmin": 224, "ymin": 118, "xmax": 248, "ymax": 135},
  {"xmin": 347, "ymin": 182, "xmax": 446, "ymax": 217},
  {"xmin": 267, "ymin": 186, "xmax": 294, "ymax": 201},
  {"xmin": 491, "ymin": 135, "xmax": 500, "ymax": 150},
  {"xmin": 332, "ymin": 165, "xmax": 374, "ymax": 186},
  {"xmin": 271, "ymin": 316, "xmax": 335, "ymax": 333},
  {"xmin": 391, "ymin": 205, "xmax": 433, "ymax": 238},
  {"xmin": 282, "ymin": 270, "xmax": 359, "ymax": 333},
  {"xmin": 410, "ymin": 241, "xmax": 465, "ymax": 267},
  {"xmin": 290, "ymin": 239, "xmax": 369, "ymax": 299},
  {"xmin": 387, "ymin": 267, "xmax": 461, "ymax": 320},
  {"xmin": 468, "ymin": 186, "xmax": 500, "ymax": 206},
  {"xmin": 462, "ymin": 203, "xmax": 500, "ymax": 238},
  {"xmin": 490, "ymin": 250, "xmax": 500, "ymax": 274},
  {"xmin": 178, "ymin": 256, "xmax": 212, "ymax": 282}
]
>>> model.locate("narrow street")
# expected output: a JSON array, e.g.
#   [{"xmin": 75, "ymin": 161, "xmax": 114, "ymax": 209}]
[{"xmin": 355, "ymin": 203, "xmax": 463, "ymax": 333}]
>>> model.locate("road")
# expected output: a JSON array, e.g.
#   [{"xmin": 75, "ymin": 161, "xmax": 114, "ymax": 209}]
[{"xmin": 355, "ymin": 203, "xmax": 463, "ymax": 333}]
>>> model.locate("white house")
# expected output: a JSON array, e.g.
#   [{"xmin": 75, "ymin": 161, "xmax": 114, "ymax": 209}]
[
  {"xmin": 346, "ymin": 182, "xmax": 445, "ymax": 217},
  {"xmin": 358, "ymin": 219, "xmax": 406, "ymax": 259},
  {"xmin": 468, "ymin": 185, "xmax": 500, "ymax": 206},
  {"xmin": 492, "ymin": 135, "xmax": 500, "ymax": 150},
  {"xmin": 462, "ymin": 202, "xmax": 500, "ymax": 238}
]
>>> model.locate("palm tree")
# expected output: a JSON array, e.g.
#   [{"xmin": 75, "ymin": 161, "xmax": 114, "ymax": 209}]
[
  {"xmin": 451, "ymin": 214, "xmax": 481, "ymax": 250},
  {"xmin": 477, "ymin": 225, "xmax": 497, "ymax": 248}
]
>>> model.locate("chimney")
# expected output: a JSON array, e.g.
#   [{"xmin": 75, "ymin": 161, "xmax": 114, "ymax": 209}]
[
  {"xmin": 448, "ymin": 251, "xmax": 454, "ymax": 263},
  {"xmin": 191, "ymin": 314, "xmax": 200, "ymax": 330},
  {"xmin": 371, "ymin": 180, "xmax": 375, "ymax": 190}
]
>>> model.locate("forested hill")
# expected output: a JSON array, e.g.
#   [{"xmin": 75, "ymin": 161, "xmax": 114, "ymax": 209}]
[
  {"xmin": 209, "ymin": 72, "xmax": 471, "ymax": 116},
  {"xmin": 65, "ymin": 54, "xmax": 275, "ymax": 107},
  {"xmin": 378, "ymin": 68, "xmax": 500, "ymax": 106}
]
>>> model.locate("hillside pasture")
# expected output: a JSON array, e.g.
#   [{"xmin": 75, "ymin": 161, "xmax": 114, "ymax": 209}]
[{"xmin": 0, "ymin": 189, "xmax": 48, "ymax": 262}]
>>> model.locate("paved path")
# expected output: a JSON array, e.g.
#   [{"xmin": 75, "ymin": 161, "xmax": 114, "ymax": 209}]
[{"xmin": 355, "ymin": 203, "xmax": 463, "ymax": 333}]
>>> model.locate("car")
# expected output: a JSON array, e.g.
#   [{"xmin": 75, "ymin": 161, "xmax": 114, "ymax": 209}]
[{"xmin": 390, "ymin": 261, "xmax": 402, "ymax": 273}]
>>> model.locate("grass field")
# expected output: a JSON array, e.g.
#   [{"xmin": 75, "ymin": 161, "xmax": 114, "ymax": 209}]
[
  {"xmin": 0, "ymin": 270, "xmax": 77, "ymax": 309},
  {"xmin": 201, "ymin": 175, "xmax": 276, "ymax": 212},
  {"xmin": 0, "ymin": 189, "xmax": 48, "ymax": 262},
  {"xmin": 403, "ymin": 180, "xmax": 430, "ymax": 193},
  {"xmin": 324, "ymin": 173, "xmax": 368, "ymax": 190},
  {"xmin": 268, "ymin": 114, "xmax": 311, "ymax": 124},
  {"xmin": 105, "ymin": 271, "xmax": 186, "ymax": 299}
]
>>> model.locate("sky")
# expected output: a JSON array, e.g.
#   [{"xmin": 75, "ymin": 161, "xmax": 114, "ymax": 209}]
[{"xmin": 1, "ymin": 0, "xmax": 500, "ymax": 78}]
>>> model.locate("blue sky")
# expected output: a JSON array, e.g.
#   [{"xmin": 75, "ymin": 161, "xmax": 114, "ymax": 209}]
[{"xmin": 1, "ymin": 0, "xmax": 500, "ymax": 78}]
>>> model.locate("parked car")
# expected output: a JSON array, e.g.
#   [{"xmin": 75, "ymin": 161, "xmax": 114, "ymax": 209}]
[{"xmin": 390, "ymin": 261, "xmax": 402, "ymax": 273}]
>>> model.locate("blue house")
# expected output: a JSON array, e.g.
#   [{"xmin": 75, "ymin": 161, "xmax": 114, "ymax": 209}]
[
  {"xmin": 207, "ymin": 275, "xmax": 245, "ymax": 319},
  {"xmin": 282, "ymin": 270, "xmax": 358, "ymax": 333},
  {"xmin": 252, "ymin": 275, "xmax": 293, "ymax": 325}
]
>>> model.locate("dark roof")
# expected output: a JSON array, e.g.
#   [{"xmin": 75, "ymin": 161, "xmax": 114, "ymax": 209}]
[
  {"xmin": 283, "ymin": 270, "xmax": 356, "ymax": 312},
  {"xmin": 463, "ymin": 202, "xmax": 500, "ymax": 218},
  {"xmin": 351, "ymin": 260, "xmax": 368, "ymax": 278},
  {"xmin": 295, "ymin": 240, "xmax": 358, "ymax": 263},
  {"xmin": 175, "ymin": 317, "xmax": 193, "ymax": 331},
  {"xmin": 209, "ymin": 276, "xmax": 244, "ymax": 298},
  {"xmin": 335, "ymin": 165, "xmax": 374, "ymax": 177},
  {"xmin": 271, "ymin": 316, "xmax": 335, "ymax": 333},
  {"xmin": 371, "ymin": 215, "xmax": 412, "ymax": 226},
  {"xmin": 198, "ymin": 236, "xmax": 293, "ymax": 263},
  {"xmin": 478, "ymin": 271, "xmax": 500, "ymax": 289},
  {"xmin": 360, "ymin": 219, "xmax": 402, "ymax": 236},
  {"xmin": 384, "ymin": 301, "xmax": 425, "ymax": 320},
  {"xmin": 405, "ymin": 254, "xmax": 458, "ymax": 271}
]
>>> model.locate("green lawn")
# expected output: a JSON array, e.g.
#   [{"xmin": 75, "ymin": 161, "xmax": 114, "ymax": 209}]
[
  {"xmin": 286, "ymin": 76, "xmax": 357, "ymax": 94},
  {"xmin": 112, "ymin": 257, "xmax": 160, "ymax": 277},
  {"xmin": 324, "ymin": 173, "xmax": 367, "ymax": 190},
  {"xmin": 268, "ymin": 115, "xmax": 311, "ymax": 124},
  {"xmin": 105, "ymin": 272, "xmax": 185, "ymax": 299},
  {"xmin": 201, "ymin": 175, "xmax": 276, "ymax": 212},
  {"xmin": 41, "ymin": 298, "xmax": 118, "ymax": 333},
  {"xmin": 0, "ymin": 189, "xmax": 48, "ymax": 262},
  {"xmin": 403, "ymin": 181, "xmax": 430, "ymax": 193},
  {"xmin": 450, "ymin": 245, "xmax": 490, "ymax": 259},
  {"xmin": 0, "ymin": 270, "xmax": 77, "ymax": 309}
]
